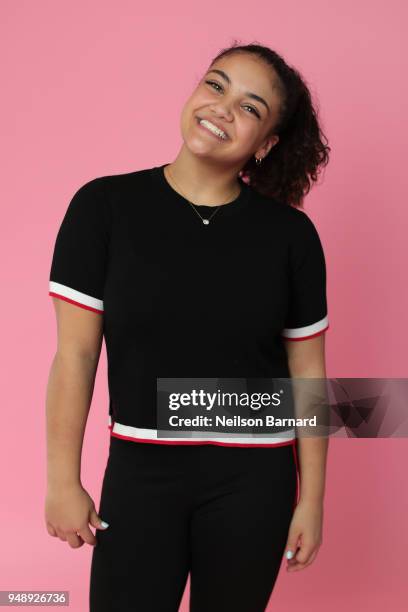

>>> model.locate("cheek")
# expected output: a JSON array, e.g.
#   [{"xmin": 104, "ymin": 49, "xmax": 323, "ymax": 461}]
[
  {"xmin": 180, "ymin": 94, "xmax": 199, "ymax": 122},
  {"xmin": 235, "ymin": 121, "xmax": 259, "ymax": 147},
  {"xmin": 179, "ymin": 103, "xmax": 193, "ymax": 135},
  {"xmin": 180, "ymin": 95, "xmax": 205, "ymax": 132},
  {"xmin": 184, "ymin": 85, "xmax": 219, "ymax": 115}
]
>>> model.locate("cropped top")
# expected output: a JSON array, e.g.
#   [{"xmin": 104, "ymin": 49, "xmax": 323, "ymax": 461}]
[{"xmin": 48, "ymin": 163, "xmax": 329, "ymax": 447}]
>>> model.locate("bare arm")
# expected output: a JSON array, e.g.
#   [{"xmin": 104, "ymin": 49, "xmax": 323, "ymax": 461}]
[
  {"xmin": 282, "ymin": 333, "xmax": 329, "ymax": 571},
  {"xmin": 45, "ymin": 298, "xmax": 108, "ymax": 547},
  {"xmin": 283, "ymin": 333, "xmax": 329, "ymax": 505}
]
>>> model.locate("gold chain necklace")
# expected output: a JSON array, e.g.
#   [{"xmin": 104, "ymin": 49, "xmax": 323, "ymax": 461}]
[{"xmin": 166, "ymin": 166, "xmax": 240, "ymax": 226}]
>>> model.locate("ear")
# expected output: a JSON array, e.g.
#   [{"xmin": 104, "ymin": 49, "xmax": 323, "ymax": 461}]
[{"xmin": 255, "ymin": 134, "xmax": 279, "ymax": 160}]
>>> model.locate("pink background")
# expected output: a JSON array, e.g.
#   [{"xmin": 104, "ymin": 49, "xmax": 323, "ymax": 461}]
[{"xmin": 1, "ymin": 0, "xmax": 407, "ymax": 609}]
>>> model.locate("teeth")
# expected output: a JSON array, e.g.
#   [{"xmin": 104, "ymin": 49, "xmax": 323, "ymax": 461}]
[{"xmin": 199, "ymin": 119, "xmax": 227, "ymax": 140}]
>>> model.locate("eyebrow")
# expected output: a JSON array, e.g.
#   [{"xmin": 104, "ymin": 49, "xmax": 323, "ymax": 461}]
[{"xmin": 205, "ymin": 69, "xmax": 270, "ymax": 113}]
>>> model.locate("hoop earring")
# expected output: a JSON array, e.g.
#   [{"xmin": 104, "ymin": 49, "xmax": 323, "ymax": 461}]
[{"xmin": 255, "ymin": 157, "xmax": 263, "ymax": 165}]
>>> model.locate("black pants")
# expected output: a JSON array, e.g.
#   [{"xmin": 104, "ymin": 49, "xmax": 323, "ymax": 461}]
[{"xmin": 90, "ymin": 436, "xmax": 299, "ymax": 611}]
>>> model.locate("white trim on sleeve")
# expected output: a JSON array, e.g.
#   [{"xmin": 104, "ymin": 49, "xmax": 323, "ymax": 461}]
[
  {"xmin": 282, "ymin": 314, "xmax": 329, "ymax": 340},
  {"xmin": 49, "ymin": 281, "xmax": 104, "ymax": 313}
]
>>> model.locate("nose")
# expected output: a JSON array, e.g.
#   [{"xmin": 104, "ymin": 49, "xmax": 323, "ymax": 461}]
[{"xmin": 209, "ymin": 103, "xmax": 233, "ymax": 121}]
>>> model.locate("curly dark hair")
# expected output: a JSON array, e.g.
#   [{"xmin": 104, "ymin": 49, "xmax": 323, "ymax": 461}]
[{"xmin": 208, "ymin": 40, "xmax": 331, "ymax": 208}]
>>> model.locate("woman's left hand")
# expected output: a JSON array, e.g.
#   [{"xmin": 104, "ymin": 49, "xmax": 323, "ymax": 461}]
[{"xmin": 283, "ymin": 499, "xmax": 323, "ymax": 572}]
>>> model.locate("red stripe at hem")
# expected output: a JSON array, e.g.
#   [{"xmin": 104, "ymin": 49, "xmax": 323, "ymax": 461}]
[
  {"xmin": 282, "ymin": 324, "xmax": 329, "ymax": 341},
  {"xmin": 49, "ymin": 292, "xmax": 103, "ymax": 314},
  {"xmin": 109, "ymin": 429, "xmax": 296, "ymax": 448}
]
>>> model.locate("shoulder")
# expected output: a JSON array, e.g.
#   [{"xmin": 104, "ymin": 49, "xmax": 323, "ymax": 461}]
[
  {"xmin": 249, "ymin": 189, "xmax": 320, "ymax": 238},
  {"xmin": 71, "ymin": 166, "xmax": 153, "ymax": 201},
  {"xmin": 66, "ymin": 167, "xmax": 154, "ymax": 221},
  {"xmin": 89, "ymin": 166, "xmax": 153, "ymax": 198}
]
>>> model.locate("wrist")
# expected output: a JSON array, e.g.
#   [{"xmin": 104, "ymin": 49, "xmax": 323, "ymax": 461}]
[
  {"xmin": 47, "ymin": 478, "xmax": 82, "ymax": 493},
  {"xmin": 298, "ymin": 494, "xmax": 324, "ymax": 508}
]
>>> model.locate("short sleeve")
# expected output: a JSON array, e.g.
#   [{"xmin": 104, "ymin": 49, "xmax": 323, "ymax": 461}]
[
  {"xmin": 48, "ymin": 177, "xmax": 110, "ymax": 314},
  {"xmin": 282, "ymin": 210, "xmax": 329, "ymax": 341}
]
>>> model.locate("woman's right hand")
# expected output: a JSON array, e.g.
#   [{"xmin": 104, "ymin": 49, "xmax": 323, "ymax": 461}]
[{"xmin": 44, "ymin": 483, "xmax": 109, "ymax": 548}]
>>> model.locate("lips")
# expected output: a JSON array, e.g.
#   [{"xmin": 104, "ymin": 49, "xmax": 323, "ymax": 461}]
[{"xmin": 196, "ymin": 116, "xmax": 229, "ymax": 139}]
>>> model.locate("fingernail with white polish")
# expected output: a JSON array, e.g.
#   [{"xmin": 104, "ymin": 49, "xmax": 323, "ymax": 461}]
[
  {"xmin": 286, "ymin": 550, "xmax": 294, "ymax": 559},
  {"xmin": 100, "ymin": 521, "xmax": 109, "ymax": 528}
]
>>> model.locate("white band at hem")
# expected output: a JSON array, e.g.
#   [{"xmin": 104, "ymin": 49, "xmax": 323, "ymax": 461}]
[
  {"xmin": 108, "ymin": 417, "xmax": 295, "ymax": 445},
  {"xmin": 49, "ymin": 281, "xmax": 104, "ymax": 312},
  {"xmin": 282, "ymin": 314, "xmax": 329, "ymax": 339}
]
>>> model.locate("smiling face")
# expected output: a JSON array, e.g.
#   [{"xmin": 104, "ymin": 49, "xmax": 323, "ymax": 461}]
[{"xmin": 179, "ymin": 52, "xmax": 282, "ymax": 168}]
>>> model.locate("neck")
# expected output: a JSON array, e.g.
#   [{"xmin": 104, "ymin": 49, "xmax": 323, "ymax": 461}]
[{"xmin": 164, "ymin": 146, "xmax": 243, "ymax": 206}]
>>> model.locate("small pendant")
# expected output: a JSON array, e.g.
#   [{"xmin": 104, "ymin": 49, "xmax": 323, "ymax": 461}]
[{"xmin": 203, "ymin": 219, "xmax": 210, "ymax": 225}]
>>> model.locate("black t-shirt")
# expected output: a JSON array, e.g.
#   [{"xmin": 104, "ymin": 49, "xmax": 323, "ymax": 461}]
[{"xmin": 49, "ymin": 163, "xmax": 329, "ymax": 447}]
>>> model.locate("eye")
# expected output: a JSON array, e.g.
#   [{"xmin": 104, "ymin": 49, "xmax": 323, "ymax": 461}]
[
  {"xmin": 204, "ymin": 80, "xmax": 261, "ymax": 118},
  {"xmin": 242, "ymin": 104, "xmax": 260, "ymax": 118},
  {"xmin": 205, "ymin": 80, "xmax": 223, "ymax": 92}
]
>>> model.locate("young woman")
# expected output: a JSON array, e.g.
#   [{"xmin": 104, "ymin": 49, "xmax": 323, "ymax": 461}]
[{"xmin": 45, "ymin": 42, "xmax": 331, "ymax": 611}]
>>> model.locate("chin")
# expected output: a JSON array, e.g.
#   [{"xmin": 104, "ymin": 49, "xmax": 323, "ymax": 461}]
[{"xmin": 181, "ymin": 130, "xmax": 215, "ymax": 157}]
